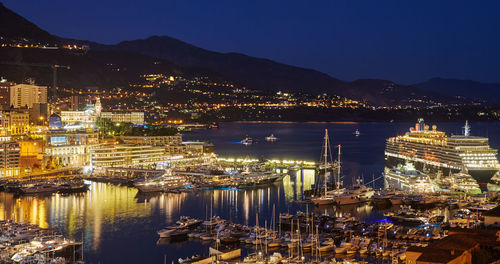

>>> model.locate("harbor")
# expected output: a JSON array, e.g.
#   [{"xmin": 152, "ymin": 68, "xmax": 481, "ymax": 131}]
[{"xmin": 0, "ymin": 121, "xmax": 499, "ymax": 263}]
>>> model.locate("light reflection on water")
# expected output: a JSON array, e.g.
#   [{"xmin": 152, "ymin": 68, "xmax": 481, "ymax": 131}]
[{"xmin": 0, "ymin": 169, "xmax": 332, "ymax": 263}]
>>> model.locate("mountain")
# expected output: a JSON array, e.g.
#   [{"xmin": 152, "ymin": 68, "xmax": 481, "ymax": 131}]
[
  {"xmin": 0, "ymin": 2, "xmax": 462, "ymax": 106},
  {"xmin": 414, "ymin": 77, "xmax": 500, "ymax": 104},
  {"xmin": 96, "ymin": 36, "xmax": 345, "ymax": 94},
  {"xmin": 95, "ymin": 36, "xmax": 452, "ymax": 106},
  {"xmin": 0, "ymin": 2, "xmax": 59, "ymax": 44}
]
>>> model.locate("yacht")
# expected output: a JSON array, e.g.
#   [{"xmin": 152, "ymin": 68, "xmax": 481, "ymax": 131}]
[
  {"xmin": 231, "ymin": 170, "xmax": 284, "ymax": 189},
  {"xmin": 384, "ymin": 163, "xmax": 435, "ymax": 193},
  {"xmin": 385, "ymin": 207, "xmax": 443, "ymax": 225},
  {"xmin": 385, "ymin": 208, "xmax": 427, "ymax": 225},
  {"xmin": 447, "ymin": 171, "xmax": 481, "ymax": 194},
  {"xmin": 265, "ymin": 134, "xmax": 279, "ymax": 142},
  {"xmin": 331, "ymin": 178, "xmax": 375, "ymax": 205},
  {"xmin": 20, "ymin": 184, "xmax": 60, "ymax": 194},
  {"xmin": 134, "ymin": 172, "xmax": 190, "ymax": 193},
  {"xmin": 174, "ymin": 169, "xmax": 231, "ymax": 187},
  {"xmin": 241, "ymin": 136, "xmax": 256, "ymax": 145},
  {"xmin": 354, "ymin": 129, "xmax": 360, "ymax": 136}
]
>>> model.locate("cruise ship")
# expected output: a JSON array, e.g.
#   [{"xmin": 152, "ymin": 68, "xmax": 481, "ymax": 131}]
[{"xmin": 385, "ymin": 119, "xmax": 500, "ymax": 188}]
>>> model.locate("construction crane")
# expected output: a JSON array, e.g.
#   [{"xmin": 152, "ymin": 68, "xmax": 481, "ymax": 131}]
[{"xmin": 0, "ymin": 61, "xmax": 70, "ymax": 100}]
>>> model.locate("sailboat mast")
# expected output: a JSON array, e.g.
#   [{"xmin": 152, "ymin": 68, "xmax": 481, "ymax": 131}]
[
  {"xmin": 324, "ymin": 129, "xmax": 328, "ymax": 195},
  {"xmin": 337, "ymin": 144, "xmax": 341, "ymax": 189}
]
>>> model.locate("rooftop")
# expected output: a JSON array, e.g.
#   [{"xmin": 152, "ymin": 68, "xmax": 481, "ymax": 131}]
[{"xmin": 483, "ymin": 205, "xmax": 500, "ymax": 217}]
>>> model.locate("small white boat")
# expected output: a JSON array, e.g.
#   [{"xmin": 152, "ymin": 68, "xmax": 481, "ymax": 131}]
[
  {"xmin": 265, "ymin": 134, "xmax": 279, "ymax": 142},
  {"xmin": 241, "ymin": 136, "xmax": 256, "ymax": 145},
  {"xmin": 354, "ymin": 129, "xmax": 360, "ymax": 136}
]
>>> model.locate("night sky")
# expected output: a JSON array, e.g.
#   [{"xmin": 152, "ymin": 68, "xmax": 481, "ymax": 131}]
[{"xmin": 4, "ymin": 0, "xmax": 500, "ymax": 84}]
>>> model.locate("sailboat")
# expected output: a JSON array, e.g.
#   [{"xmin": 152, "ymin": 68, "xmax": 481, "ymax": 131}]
[{"xmin": 311, "ymin": 129, "xmax": 338, "ymax": 206}]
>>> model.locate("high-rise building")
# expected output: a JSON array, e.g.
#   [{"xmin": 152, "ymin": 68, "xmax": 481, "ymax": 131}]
[
  {"xmin": 10, "ymin": 84, "xmax": 47, "ymax": 108},
  {"xmin": 71, "ymin": 95, "xmax": 88, "ymax": 111},
  {"xmin": 0, "ymin": 140, "xmax": 21, "ymax": 178},
  {"xmin": 0, "ymin": 81, "xmax": 14, "ymax": 107}
]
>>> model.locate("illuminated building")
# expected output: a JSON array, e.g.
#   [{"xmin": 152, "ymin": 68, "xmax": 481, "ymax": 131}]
[
  {"xmin": 0, "ymin": 140, "xmax": 21, "ymax": 178},
  {"xmin": 0, "ymin": 80, "xmax": 14, "ymax": 107},
  {"xmin": 167, "ymin": 141, "xmax": 214, "ymax": 156},
  {"xmin": 90, "ymin": 144, "xmax": 167, "ymax": 168},
  {"xmin": 385, "ymin": 119, "xmax": 500, "ymax": 186},
  {"xmin": 44, "ymin": 131, "xmax": 99, "ymax": 168},
  {"xmin": 61, "ymin": 97, "xmax": 143, "ymax": 127},
  {"xmin": 0, "ymin": 109, "xmax": 30, "ymax": 135},
  {"xmin": 60, "ymin": 109, "xmax": 96, "ymax": 128},
  {"xmin": 100, "ymin": 111, "xmax": 144, "ymax": 124},
  {"xmin": 18, "ymin": 139, "xmax": 44, "ymax": 170},
  {"xmin": 118, "ymin": 135, "xmax": 214, "ymax": 156},
  {"xmin": 118, "ymin": 135, "xmax": 182, "ymax": 146},
  {"xmin": 9, "ymin": 84, "xmax": 47, "ymax": 108}
]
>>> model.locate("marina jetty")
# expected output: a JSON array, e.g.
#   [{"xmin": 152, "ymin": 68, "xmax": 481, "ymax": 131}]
[
  {"xmin": 158, "ymin": 203, "xmax": 500, "ymax": 264},
  {"xmin": 0, "ymin": 220, "xmax": 83, "ymax": 263}
]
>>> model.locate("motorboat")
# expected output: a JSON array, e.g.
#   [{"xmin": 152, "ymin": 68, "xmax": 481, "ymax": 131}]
[
  {"xmin": 134, "ymin": 173, "xmax": 190, "ymax": 193},
  {"xmin": 384, "ymin": 207, "xmax": 428, "ymax": 225},
  {"xmin": 331, "ymin": 179, "xmax": 375, "ymax": 205},
  {"xmin": 231, "ymin": 169, "xmax": 285, "ymax": 189},
  {"xmin": 241, "ymin": 136, "xmax": 256, "ymax": 145},
  {"xmin": 20, "ymin": 184, "xmax": 60, "ymax": 194},
  {"xmin": 265, "ymin": 134, "xmax": 279, "ymax": 142}
]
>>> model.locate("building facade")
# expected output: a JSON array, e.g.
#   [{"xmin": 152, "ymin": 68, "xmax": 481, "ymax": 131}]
[
  {"xmin": 44, "ymin": 130, "xmax": 99, "ymax": 168},
  {"xmin": 0, "ymin": 109, "xmax": 30, "ymax": 136},
  {"xmin": 90, "ymin": 144, "xmax": 167, "ymax": 168},
  {"xmin": 0, "ymin": 140, "xmax": 21, "ymax": 178},
  {"xmin": 10, "ymin": 84, "xmax": 47, "ymax": 108},
  {"xmin": 0, "ymin": 81, "xmax": 14, "ymax": 107},
  {"xmin": 100, "ymin": 112, "xmax": 144, "ymax": 124},
  {"xmin": 118, "ymin": 135, "xmax": 183, "ymax": 146}
]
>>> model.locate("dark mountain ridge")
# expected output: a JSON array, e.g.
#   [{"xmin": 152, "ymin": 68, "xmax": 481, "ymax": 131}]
[
  {"xmin": 0, "ymin": 2, "xmax": 476, "ymax": 106},
  {"xmin": 0, "ymin": 2, "xmax": 59, "ymax": 44},
  {"xmin": 414, "ymin": 77, "xmax": 500, "ymax": 104}
]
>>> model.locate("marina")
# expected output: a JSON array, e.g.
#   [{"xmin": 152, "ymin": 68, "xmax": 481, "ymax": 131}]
[{"xmin": 0, "ymin": 121, "xmax": 499, "ymax": 263}]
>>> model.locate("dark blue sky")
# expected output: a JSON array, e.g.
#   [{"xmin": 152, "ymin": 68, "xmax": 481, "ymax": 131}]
[{"xmin": 4, "ymin": 0, "xmax": 500, "ymax": 84}]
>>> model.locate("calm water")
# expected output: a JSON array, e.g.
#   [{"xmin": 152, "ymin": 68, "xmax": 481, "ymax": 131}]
[{"xmin": 1, "ymin": 121, "xmax": 499, "ymax": 263}]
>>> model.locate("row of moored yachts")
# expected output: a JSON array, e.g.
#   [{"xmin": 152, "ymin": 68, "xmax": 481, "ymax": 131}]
[
  {"xmin": 133, "ymin": 168, "xmax": 285, "ymax": 193},
  {"xmin": 0, "ymin": 179, "xmax": 89, "ymax": 195},
  {"xmin": 0, "ymin": 220, "xmax": 82, "ymax": 263}
]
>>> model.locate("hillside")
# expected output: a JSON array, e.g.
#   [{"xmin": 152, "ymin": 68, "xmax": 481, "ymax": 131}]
[
  {"xmin": 0, "ymin": 2, "xmax": 59, "ymax": 44},
  {"xmin": 97, "ymin": 36, "xmax": 452, "ymax": 106},
  {"xmin": 0, "ymin": 2, "xmax": 464, "ymax": 106},
  {"xmin": 414, "ymin": 77, "xmax": 500, "ymax": 104}
]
